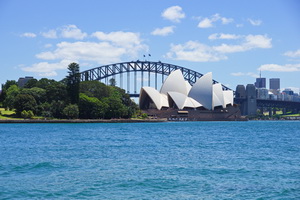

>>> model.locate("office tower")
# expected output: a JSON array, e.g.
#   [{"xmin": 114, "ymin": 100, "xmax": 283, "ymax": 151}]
[
  {"xmin": 255, "ymin": 78, "xmax": 266, "ymax": 88},
  {"xmin": 270, "ymin": 78, "xmax": 280, "ymax": 90}
]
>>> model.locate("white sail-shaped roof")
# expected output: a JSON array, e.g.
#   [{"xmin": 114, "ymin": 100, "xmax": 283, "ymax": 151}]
[
  {"xmin": 185, "ymin": 97, "xmax": 202, "ymax": 108},
  {"xmin": 213, "ymin": 83, "xmax": 225, "ymax": 109},
  {"xmin": 168, "ymin": 92, "xmax": 203, "ymax": 109},
  {"xmin": 139, "ymin": 87, "xmax": 169, "ymax": 110},
  {"xmin": 168, "ymin": 92, "xmax": 187, "ymax": 109},
  {"xmin": 223, "ymin": 90, "xmax": 234, "ymax": 107},
  {"xmin": 188, "ymin": 72, "xmax": 213, "ymax": 110},
  {"xmin": 160, "ymin": 69, "xmax": 189, "ymax": 96},
  {"xmin": 185, "ymin": 81, "xmax": 192, "ymax": 94},
  {"xmin": 139, "ymin": 70, "xmax": 232, "ymax": 111},
  {"xmin": 160, "ymin": 93, "xmax": 169, "ymax": 108}
]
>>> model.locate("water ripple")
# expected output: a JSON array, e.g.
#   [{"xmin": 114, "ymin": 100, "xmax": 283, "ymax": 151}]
[{"xmin": 0, "ymin": 121, "xmax": 299, "ymax": 199}]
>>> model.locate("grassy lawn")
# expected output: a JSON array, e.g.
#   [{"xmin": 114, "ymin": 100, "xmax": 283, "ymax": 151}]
[
  {"xmin": 0, "ymin": 108, "xmax": 23, "ymax": 120},
  {"xmin": 282, "ymin": 113, "xmax": 300, "ymax": 117},
  {"xmin": 263, "ymin": 110, "xmax": 283, "ymax": 115}
]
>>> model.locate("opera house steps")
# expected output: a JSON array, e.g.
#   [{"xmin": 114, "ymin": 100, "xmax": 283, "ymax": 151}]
[{"xmin": 143, "ymin": 105, "xmax": 246, "ymax": 121}]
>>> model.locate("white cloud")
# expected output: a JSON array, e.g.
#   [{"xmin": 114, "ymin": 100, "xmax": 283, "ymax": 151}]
[
  {"xmin": 208, "ymin": 33, "xmax": 241, "ymax": 40},
  {"xmin": 258, "ymin": 63, "xmax": 300, "ymax": 72},
  {"xmin": 231, "ymin": 72, "xmax": 259, "ymax": 78},
  {"xmin": 60, "ymin": 25, "xmax": 87, "ymax": 40},
  {"xmin": 161, "ymin": 6, "xmax": 185, "ymax": 23},
  {"xmin": 38, "ymin": 32, "xmax": 146, "ymax": 61},
  {"xmin": 165, "ymin": 41, "xmax": 227, "ymax": 62},
  {"xmin": 25, "ymin": 30, "xmax": 148, "ymax": 76},
  {"xmin": 92, "ymin": 31, "xmax": 141, "ymax": 47},
  {"xmin": 213, "ymin": 34, "xmax": 272, "ymax": 53},
  {"xmin": 21, "ymin": 32, "xmax": 37, "ymax": 38},
  {"xmin": 41, "ymin": 25, "xmax": 86, "ymax": 40},
  {"xmin": 198, "ymin": 13, "xmax": 233, "ymax": 28},
  {"xmin": 23, "ymin": 27, "xmax": 148, "ymax": 76},
  {"xmin": 21, "ymin": 59, "xmax": 73, "ymax": 77},
  {"xmin": 41, "ymin": 29, "xmax": 57, "ymax": 39},
  {"xmin": 91, "ymin": 31, "xmax": 147, "ymax": 58},
  {"xmin": 244, "ymin": 34, "xmax": 272, "ymax": 49},
  {"xmin": 36, "ymin": 41, "xmax": 127, "ymax": 63},
  {"xmin": 213, "ymin": 44, "xmax": 246, "ymax": 53},
  {"xmin": 284, "ymin": 49, "xmax": 300, "ymax": 58},
  {"xmin": 221, "ymin": 17, "xmax": 233, "ymax": 24},
  {"xmin": 248, "ymin": 18, "xmax": 262, "ymax": 26},
  {"xmin": 198, "ymin": 18, "xmax": 213, "ymax": 28},
  {"xmin": 166, "ymin": 34, "xmax": 272, "ymax": 62},
  {"xmin": 151, "ymin": 26, "xmax": 175, "ymax": 36}
]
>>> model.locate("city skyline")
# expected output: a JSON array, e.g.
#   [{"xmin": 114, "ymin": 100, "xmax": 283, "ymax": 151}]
[{"xmin": 0, "ymin": 0, "xmax": 299, "ymax": 93}]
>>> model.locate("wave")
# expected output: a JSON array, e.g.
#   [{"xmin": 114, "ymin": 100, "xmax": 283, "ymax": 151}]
[{"xmin": 2, "ymin": 162, "xmax": 62, "ymax": 176}]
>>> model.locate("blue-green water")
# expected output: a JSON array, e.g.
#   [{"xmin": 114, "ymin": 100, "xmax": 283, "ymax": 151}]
[{"xmin": 0, "ymin": 121, "xmax": 299, "ymax": 199}]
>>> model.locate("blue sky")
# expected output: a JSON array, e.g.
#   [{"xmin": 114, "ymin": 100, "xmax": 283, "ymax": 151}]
[{"xmin": 0, "ymin": 0, "xmax": 299, "ymax": 93}]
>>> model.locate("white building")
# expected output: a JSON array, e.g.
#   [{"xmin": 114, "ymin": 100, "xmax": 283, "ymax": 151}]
[{"xmin": 139, "ymin": 69, "xmax": 233, "ymax": 111}]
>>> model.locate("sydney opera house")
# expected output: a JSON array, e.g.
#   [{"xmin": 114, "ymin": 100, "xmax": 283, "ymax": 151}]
[{"xmin": 139, "ymin": 70, "xmax": 243, "ymax": 121}]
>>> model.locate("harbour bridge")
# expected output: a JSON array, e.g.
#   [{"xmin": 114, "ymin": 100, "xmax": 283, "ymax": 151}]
[
  {"xmin": 80, "ymin": 60, "xmax": 232, "ymax": 97},
  {"xmin": 80, "ymin": 61, "xmax": 300, "ymax": 114}
]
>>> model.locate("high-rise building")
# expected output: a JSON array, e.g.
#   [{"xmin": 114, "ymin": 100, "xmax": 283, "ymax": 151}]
[
  {"xmin": 269, "ymin": 78, "xmax": 280, "ymax": 90},
  {"xmin": 18, "ymin": 76, "xmax": 34, "ymax": 88},
  {"xmin": 255, "ymin": 78, "xmax": 266, "ymax": 88}
]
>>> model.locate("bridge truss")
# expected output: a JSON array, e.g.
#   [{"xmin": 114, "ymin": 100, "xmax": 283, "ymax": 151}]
[{"xmin": 80, "ymin": 61, "xmax": 232, "ymax": 97}]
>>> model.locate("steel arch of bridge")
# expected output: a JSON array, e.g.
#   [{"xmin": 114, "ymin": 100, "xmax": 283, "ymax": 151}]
[{"xmin": 80, "ymin": 61, "xmax": 232, "ymax": 96}]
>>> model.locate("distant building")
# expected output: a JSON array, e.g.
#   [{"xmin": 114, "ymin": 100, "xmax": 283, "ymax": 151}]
[
  {"xmin": 245, "ymin": 84, "xmax": 257, "ymax": 115},
  {"xmin": 269, "ymin": 78, "xmax": 280, "ymax": 90},
  {"xmin": 282, "ymin": 88, "xmax": 294, "ymax": 96},
  {"xmin": 18, "ymin": 76, "xmax": 34, "ymax": 88},
  {"xmin": 257, "ymin": 88, "xmax": 269, "ymax": 99},
  {"xmin": 236, "ymin": 85, "xmax": 246, "ymax": 98},
  {"xmin": 255, "ymin": 77, "xmax": 266, "ymax": 88},
  {"xmin": 269, "ymin": 93, "xmax": 278, "ymax": 100}
]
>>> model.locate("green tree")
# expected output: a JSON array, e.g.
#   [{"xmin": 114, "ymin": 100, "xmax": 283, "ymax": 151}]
[
  {"xmin": 2, "ymin": 80, "xmax": 17, "ymax": 91},
  {"xmin": 45, "ymin": 82, "xmax": 68, "ymax": 102},
  {"xmin": 21, "ymin": 87, "xmax": 46, "ymax": 104},
  {"xmin": 66, "ymin": 62, "xmax": 80, "ymax": 104},
  {"xmin": 21, "ymin": 110, "xmax": 28, "ymax": 119},
  {"xmin": 113, "ymin": 86, "xmax": 138, "ymax": 118},
  {"xmin": 50, "ymin": 100, "xmax": 66, "ymax": 118},
  {"xmin": 78, "ymin": 93, "xmax": 108, "ymax": 119},
  {"xmin": 0, "ymin": 80, "xmax": 17, "ymax": 103},
  {"xmin": 36, "ymin": 102, "xmax": 51, "ymax": 117},
  {"xmin": 63, "ymin": 104, "xmax": 79, "ymax": 119},
  {"xmin": 106, "ymin": 86, "xmax": 138, "ymax": 118},
  {"xmin": 21, "ymin": 110, "xmax": 34, "ymax": 119},
  {"xmin": 109, "ymin": 78, "xmax": 116, "ymax": 86},
  {"xmin": 14, "ymin": 94, "xmax": 37, "ymax": 116},
  {"xmin": 103, "ymin": 95, "xmax": 127, "ymax": 119},
  {"xmin": 3, "ymin": 85, "xmax": 20, "ymax": 110},
  {"xmin": 36, "ymin": 78, "xmax": 56, "ymax": 89},
  {"xmin": 80, "ymin": 81, "xmax": 110, "ymax": 100},
  {"xmin": 24, "ymin": 79, "xmax": 38, "ymax": 88}
]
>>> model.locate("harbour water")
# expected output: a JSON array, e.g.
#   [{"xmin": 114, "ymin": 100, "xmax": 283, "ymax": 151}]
[{"xmin": 0, "ymin": 121, "xmax": 299, "ymax": 199}]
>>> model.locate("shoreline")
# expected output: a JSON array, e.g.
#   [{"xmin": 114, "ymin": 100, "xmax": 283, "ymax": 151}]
[
  {"xmin": 0, "ymin": 119, "xmax": 167, "ymax": 123},
  {"xmin": 0, "ymin": 118, "xmax": 298, "ymax": 123}
]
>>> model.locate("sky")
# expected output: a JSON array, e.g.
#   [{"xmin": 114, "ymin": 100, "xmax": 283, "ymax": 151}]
[{"xmin": 0, "ymin": 0, "xmax": 299, "ymax": 93}]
